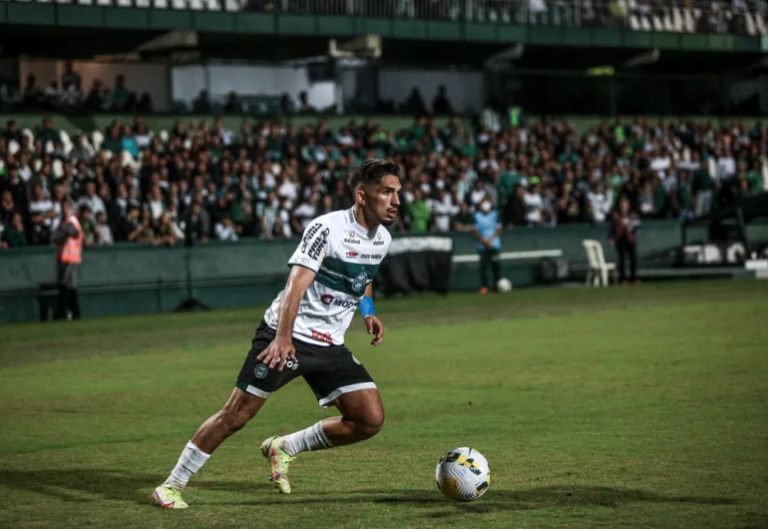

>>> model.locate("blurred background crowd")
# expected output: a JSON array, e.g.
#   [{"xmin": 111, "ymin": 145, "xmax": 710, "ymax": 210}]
[{"xmin": 1, "ymin": 112, "xmax": 766, "ymax": 249}]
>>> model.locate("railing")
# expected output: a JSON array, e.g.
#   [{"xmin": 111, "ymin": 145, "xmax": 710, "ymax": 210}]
[{"xmin": 4, "ymin": 0, "xmax": 768, "ymax": 36}]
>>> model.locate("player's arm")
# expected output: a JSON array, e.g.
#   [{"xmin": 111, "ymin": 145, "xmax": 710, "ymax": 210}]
[
  {"xmin": 361, "ymin": 283, "xmax": 384, "ymax": 347},
  {"xmin": 257, "ymin": 265, "xmax": 316, "ymax": 371},
  {"xmin": 258, "ymin": 221, "xmax": 329, "ymax": 370}
]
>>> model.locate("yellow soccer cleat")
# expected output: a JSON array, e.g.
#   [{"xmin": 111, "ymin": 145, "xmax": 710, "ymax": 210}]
[
  {"xmin": 153, "ymin": 485, "xmax": 189, "ymax": 509},
  {"xmin": 260, "ymin": 436, "xmax": 295, "ymax": 494}
]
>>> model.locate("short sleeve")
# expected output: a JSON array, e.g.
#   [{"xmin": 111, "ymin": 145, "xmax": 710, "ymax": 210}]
[{"xmin": 287, "ymin": 221, "xmax": 331, "ymax": 273}]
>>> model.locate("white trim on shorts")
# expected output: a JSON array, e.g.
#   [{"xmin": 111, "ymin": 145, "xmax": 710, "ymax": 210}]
[
  {"xmin": 318, "ymin": 382, "xmax": 377, "ymax": 408},
  {"xmin": 242, "ymin": 383, "xmax": 271, "ymax": 399}
]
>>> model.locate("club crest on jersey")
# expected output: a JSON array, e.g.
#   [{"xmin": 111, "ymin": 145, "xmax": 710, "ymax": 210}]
[
  {"xmin": 353, "ymin": 271, "xmax": 367, "ymax": 293},
  {"xmin": 254, "ymin": 364, "xmax": 269, "ymax": 379}
]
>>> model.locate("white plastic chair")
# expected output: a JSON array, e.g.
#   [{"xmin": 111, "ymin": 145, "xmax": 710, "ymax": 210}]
[
  {"xmin": 92, "ymin": 130, "xmax": 104, "ymax": 152},
  {"xmin": 52, "ymin": 159, "xmax": 64, "ymax": 178},
  {"xmin": 583, "ymin": 239, "xmax": 617, "ymax": 287},
  {"xmin": 22, "ymin": 128, "xmax": 35, "ymax": 144},
  {"xmin": 60, "ymin": 129, "xmax": 73, "ymax": 156}
]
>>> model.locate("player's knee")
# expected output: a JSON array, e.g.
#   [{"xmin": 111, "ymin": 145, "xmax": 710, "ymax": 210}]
[
  {"xmin": 219, "ymin": 407, "xmax": 252, "ymax": 433},
  {"xmin": 358, "ymin": 411, "xmax": 384, "ymax": 439}
]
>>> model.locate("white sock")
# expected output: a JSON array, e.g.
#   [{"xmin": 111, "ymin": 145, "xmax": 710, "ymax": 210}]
[
  {"xmin": 163, "ymin": 441, "xmax": 211, "ymax": 489},
  {"xmin": 279, "ymin": 421, "xmax": 333, "ymax": 456}
]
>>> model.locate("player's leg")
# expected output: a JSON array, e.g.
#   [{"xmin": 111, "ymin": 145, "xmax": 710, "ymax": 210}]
[
  {"xmin": 261, "ymin": 346, "xmax": 379, "ymax": 493},
  {"xmin": 319, "ymin": 388, "xmax": 384, "ymax": 446},
  {"xmin": 261, "ymin": 389, "xmax": 382, "ymax": 495},
  {"xmin": 154, "ymin": 321, "xmax": 298, "ymax": 508},
  {"xmin": 154, "ymin": 388, "xmax": 266, "ymax": 508}
]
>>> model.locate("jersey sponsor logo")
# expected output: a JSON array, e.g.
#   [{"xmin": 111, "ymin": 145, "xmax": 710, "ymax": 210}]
[
  {"xmin": 353, "ymin": 271, "xmax": 367, "ymax": 293},
  {"xmin": 359, "ymin": 254, "xmax": 382, "ymax": 259},
  {"xmin": 374, "ymin": 232, "xmax": 385, "ymax": 246},
  {"xmin": 345, "ymin": 230, "xmax": 362, "ymax": 245},
  {"xmin": 301, "ymin": 222, "xmax": 323, "ymax": 252},
  {"xmin": 307, "ymin": 227, "xmax": 330, "ymax": 260},
  {"xmin": 285, "ymin": 359, "xmax": 299, "ymax": 370},
  {"xmin": 311, "ymin": 329, "xmax": 334, "ymax": 345},
  {"xmin": 346, "ymin": 251, "xmax": 358, "ymax": 258},
  {"xmin": 321, "ymin": 294, "xmax": 360, "ymax": 309}
]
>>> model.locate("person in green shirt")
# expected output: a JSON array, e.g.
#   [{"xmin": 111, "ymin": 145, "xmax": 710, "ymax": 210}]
[
  {"xmin": 746, "ymin": 161, "xmax": 763, "ymax": 193},
  {"xmin": 407, "ymin": 188, "xmax": 431, "ymax": 233},
  {"xmin": 0, "ymin": 212, "xmax": 27, "ymax": 249}
]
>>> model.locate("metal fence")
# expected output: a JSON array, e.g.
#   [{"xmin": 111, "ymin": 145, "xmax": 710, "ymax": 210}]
[{"xmin": 7, "ymin": 0, "xmax": 768, "ymax": 36}]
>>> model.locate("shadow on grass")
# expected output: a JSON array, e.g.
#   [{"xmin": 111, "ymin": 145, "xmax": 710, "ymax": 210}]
[
  {"xmin": 0, "ymin": 468, "xmax": 271, "ymax": 506},
  {"xmin": 0, "ymin": 469, "xmax": 736, "ymax": 514}
]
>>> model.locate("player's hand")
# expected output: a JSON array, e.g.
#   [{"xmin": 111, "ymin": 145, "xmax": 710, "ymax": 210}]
[
  {"xmin": 256, "ymin": 336, "xmax": 296, "ymax": 371},
  {"xmin": 364, "ymin": 316, "xmax": 384, "ymax": 346}
]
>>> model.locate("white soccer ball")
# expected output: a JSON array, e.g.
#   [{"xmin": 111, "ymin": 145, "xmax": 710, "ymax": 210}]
[
  {"xmin": 435, "ymin": 447, "xmax": 491, "ymax": 502},
  {"xmin": 497, "ymin": 278, "xmax": 512, "ymax": 292}
]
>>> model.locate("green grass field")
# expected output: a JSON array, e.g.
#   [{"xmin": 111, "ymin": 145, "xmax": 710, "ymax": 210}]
[{"xmin": 1, "ymin": 280, "xmax": 767, "ymax": 529}]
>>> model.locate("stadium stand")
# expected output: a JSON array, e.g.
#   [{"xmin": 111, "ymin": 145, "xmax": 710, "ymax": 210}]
[
  {"xmin": 1, "ymin": 114, "xmax": 765, "ymax": 249},
  {"xmin": 0, "ymin": 0, "xmax": 765, "ymax": 35}
]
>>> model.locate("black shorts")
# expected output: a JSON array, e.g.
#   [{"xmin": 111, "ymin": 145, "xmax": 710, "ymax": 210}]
[{"xmin": 236, "ymin": 321, "xmax": 376, "ymax": 408}]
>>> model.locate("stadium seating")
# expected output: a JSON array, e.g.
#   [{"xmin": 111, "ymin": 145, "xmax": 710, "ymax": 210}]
[
  {"xmin": 1, "ymin": 114, "xmax": 766, "ymax": 252},
  {"xmin": 0, "ymin": 0, "xmax": 766, "ymax": 35}
]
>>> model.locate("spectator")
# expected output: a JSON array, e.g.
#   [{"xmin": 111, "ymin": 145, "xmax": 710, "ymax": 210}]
[
  {"xmin": 0, "ymin": 114, "xmax": 764, "ymax": 252},
  {"xmin": 610, "ymin": 196, "xmax": 641, "ymax": 285},
  {"xmin": 28, "ymin": 182, "xmax": 55, "ymax": 245},
  {"xmin": 52, "ymin": 200, "xmax": 82, "ymax": 320},
  {"xmin": 110, "ymin": 75, "xmax": 131, "ymax": 111},
  {"xmin": 183, "ymin": 201, "xmax": 209, "ymax": 246},
  {"xmin": 94, "ymin": 211, "xmax": 114, "ymax": 246},
  {"xmin": 155, "ymin": 212, "xmax": 180, "ymax": 246},
  {"xmin": 471, "ymin": 196, "xmax": 502, "ymax": 295},
  {"xmin": 22, "ymin": 75, "xmax": 43, "ymax": 109},
  {"xmin": 432, "ymin": 85, "xmax": 454, "ymax": 115},
  {"xmin": 129, "ymin": 207, "xmax": 156, "ymax": 243},
  {"xmin": 215, "ymin": 214, "xmax": 239, "ymax": 241},
  {"xmin": 2, "ymin": 119, "xmax": 22, "ymax": 147},
  {"xmin": 523, "ymin": 183, "xmax": 544, "ymax": 226},
  {"xmin": 78, "ymin": 181, "xmax": 106, "ymax": 217},
  {"xmin": 0, "ymin": 190, "xmax": 17, "ymax": 226},
  {"xmin": 61, "ymin": 61, "xmax": 82, "ymax": 92},
  {"xmin": 407, "ymin": 187, "xmax": 431, "ymax": 233},
  {"xmin": 0, "ymin": 211, "xmax": 27, "ymax": 249}
]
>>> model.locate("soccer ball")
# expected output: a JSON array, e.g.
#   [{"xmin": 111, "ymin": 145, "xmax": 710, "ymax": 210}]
[
  {"xmin": 497, "ymin": 278, "xmax": 512, "ymax": 292},
  {"xmin": 435, "ymin": 447, "xmax": 491, "ymax": 502}
]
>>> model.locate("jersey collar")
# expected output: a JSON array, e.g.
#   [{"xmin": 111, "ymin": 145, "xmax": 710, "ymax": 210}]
[{"xmin": 347, "ymin": 207, "xmax": 377, "ymax": 239}]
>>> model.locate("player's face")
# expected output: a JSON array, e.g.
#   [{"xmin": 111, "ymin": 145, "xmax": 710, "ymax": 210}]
[{"xmin": 364, "ymin": 175, "xmax": 401, "ymax": 226}]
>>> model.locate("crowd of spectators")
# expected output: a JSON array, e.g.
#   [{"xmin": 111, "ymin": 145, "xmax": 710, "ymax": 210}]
[
  {"xmin": 0, "ymin": 113, "xmax": 765, "ymax": 250},
  {"xmin": 0, "ymin": 66, "xmax": 154, "ymax": 114},
  {"xmin": 242, "ymin": 0, "xmax": 768, "ymax": 35}
]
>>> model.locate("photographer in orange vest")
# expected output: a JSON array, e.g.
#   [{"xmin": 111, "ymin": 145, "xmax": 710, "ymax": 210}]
[{"xmin": 52, "ymin": 200, "xmax": 82, "ymax": 320}]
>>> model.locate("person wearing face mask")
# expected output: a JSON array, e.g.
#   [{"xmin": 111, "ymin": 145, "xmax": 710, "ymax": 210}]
[{"xmin": 471, "ymin": 196, "xmax": 502, "ymax": 295}]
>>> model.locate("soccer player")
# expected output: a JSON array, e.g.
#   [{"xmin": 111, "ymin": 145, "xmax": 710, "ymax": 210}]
[{"xmin": 154, "ymin": 159, "xmax": 402, "ymax": 509}]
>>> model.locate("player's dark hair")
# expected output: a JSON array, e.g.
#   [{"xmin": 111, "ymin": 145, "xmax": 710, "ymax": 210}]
[{"xmin": 349, "ymin": 159, "xmax": 400, "ymax": 190}]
